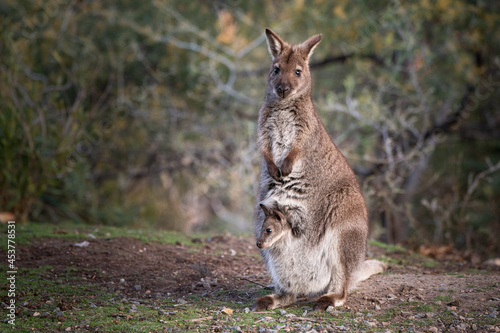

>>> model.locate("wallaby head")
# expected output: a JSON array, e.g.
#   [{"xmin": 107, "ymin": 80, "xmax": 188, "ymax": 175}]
[
  {"xmin": 256, "ymin": 203, "xmax": 289, "ymax": 249},
  {"xmin": 265, "ymin": 28, "xmax": 322, "ymax": 101}
]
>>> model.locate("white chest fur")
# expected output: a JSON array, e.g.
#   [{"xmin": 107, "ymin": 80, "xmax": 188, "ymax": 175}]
[{"xmin": 267, "ymin": 110, "xmax": 297, "ymax": 166}]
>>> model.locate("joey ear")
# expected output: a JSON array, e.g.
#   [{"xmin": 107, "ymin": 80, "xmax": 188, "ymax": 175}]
[
  {"xmin": 301, "ymin": 34, "xmax": 322, "ymax": 60},
  {"xmin": 265, "ymin": 28, "xmax": 285, "ymax": 59},
  {"xmin": 260, "ymin": 203, "xmax": 271, "ymax": 216},
  {"xmin": 274, "ymin": 210, "xmax": 285, "ymax": 223}
]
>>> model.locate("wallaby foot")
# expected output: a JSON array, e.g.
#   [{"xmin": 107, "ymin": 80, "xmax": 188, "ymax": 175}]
[
  {"xmin": 315, "ymin": 292, "xmax": 347, "ymax": 310},
  {"xmin": 252, "ymin": 293, "xmax": 296, "ymax": 311},
  {"xmin": 356, "ymin": 259, "xmax": 388, "ymax": 283}
]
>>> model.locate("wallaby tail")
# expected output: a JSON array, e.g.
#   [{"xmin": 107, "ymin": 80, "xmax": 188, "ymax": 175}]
[{"xmin": 355, "ymin": 259, "xmax": 388, "ymax": 283}]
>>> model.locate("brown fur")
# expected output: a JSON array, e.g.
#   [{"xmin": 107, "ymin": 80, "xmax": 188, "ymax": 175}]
[{"xmin": 253, "ymin": 29, "xmax": 387, "ymax": 311}]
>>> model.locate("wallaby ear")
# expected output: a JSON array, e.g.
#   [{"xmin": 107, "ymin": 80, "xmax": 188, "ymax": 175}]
[
  {"xmin": 265, "ymin": 28, "xmax": 285, "ymax": 59},
  {"xmin": 274, "ymin": 210, "xmax": 285, "ymax": 223},
  {"xmin": 260, "ymin": 203, "xmax": 271, "ymax": 216},
  {"xmin": 301, "ymin": 34, "xmax": 322, "ymax": 60}
]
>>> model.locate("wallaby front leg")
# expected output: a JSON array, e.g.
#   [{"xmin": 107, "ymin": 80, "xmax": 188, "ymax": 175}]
[
  {"xmin": 263, "ymin": 148, "xmax": 281, "ymax": 181},
  {"xmin": 281, "ymin": 147, "xmax": 299, "ymax": 177}
]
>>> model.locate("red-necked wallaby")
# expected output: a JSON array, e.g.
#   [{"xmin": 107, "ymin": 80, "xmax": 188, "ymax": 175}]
[
  {"xmin": 256, "ymin": 204, "xmax": 290, "ymax": 249},
  {"xmin": 253, "ymin": 28, "xmax": 387, "ymax": 311}
]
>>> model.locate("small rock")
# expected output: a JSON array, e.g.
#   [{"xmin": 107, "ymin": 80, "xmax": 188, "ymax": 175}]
[
  {"xmin": 33, "ymin": 312, "xmax": 40, "ymax": 317},
  {"xmin": 428, "ymin": 327, "xmax": 438, "ymax": 333},
  {"xmin": 74, "ymin": 241, "xmax": 90, "ymax": 248},
  {"xmin": 447, "ymin": 300, "xmax": 460, "ymax": 307},
  {"xmin": 242, "ymin": 307, "xmax": 251, "ymax": 313},
  {"xmin": 471, "ymin": 324, "xmax": 478, "ymax": 331},
  {"xmin": 129, "ymin": 304, "xmax": 138, "ymax": 313},
  {"xmin": 278, "ymin": 309, "xmax": 287, "ymax": 315},
  {"xmin": 133, "ymin": 285, "xmax": 142, "ymax": 291},
  {"xmin": 335, "ymin": 326, "xmax": 347, "ymax": 331},
  {"xmin": 298, "ymin": 324, "xmax": 312, "ymax": 331},
  {"xmin": 284, "ymin": 313, "xmax": 296, "ymax": 318},
  {"xmin": 158, "ymin": 310, "xmax": 166, "ymax": 315},
  {"xmin": 232, "ymin": 326, "xmax": 243, "ymax": 332},
  {"xmin": 400, "ymin": 284, "xmax": 414, "ymax": 293},
  {"xmin": 229, "ymin": 249, "xmax": 236, "ymax": 256},
  {"xmin": 79, "ymin": 319, "xmax": 90, "ymax": 326},
  {"xmin": 375, "ymin": 305, "xmax": 381, "ymax": 310},
  {"xmin": 177, "ymin": 298, "xmax": 187, "ymax": 304},
  {"xmin": 425, "ymin": 312, "xmax": 436, "ymax": 318},
  {"xmin": 258, "ymin": 316, "xmax": 274, "ymax": 323},
  {"xmin": 487, "ymin": 309, "xmax": 498, "ymax": 318},
  {"xmin": 65, "ymin": 327, "xmax": 71, "ymax": 332}
]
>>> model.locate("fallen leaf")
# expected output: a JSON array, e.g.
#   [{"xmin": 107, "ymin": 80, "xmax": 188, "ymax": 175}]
[{"xmin": 220, "ymin": 307, "xmax": 233, "ymax": 315}]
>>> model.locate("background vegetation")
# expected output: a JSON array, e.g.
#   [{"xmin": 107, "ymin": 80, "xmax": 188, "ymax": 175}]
[{"xmin": 1, "ymin": 0, "xmax": 499, "ymax": 257}]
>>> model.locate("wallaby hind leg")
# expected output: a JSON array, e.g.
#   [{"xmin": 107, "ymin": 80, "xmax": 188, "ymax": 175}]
[
  {"xmin": 315, "ymin": 283, "xmax": 348, "ymax": 310},
  {"xmin": 253, "ymin": 293, "xmax": 296, "ymax": 311},
  {"xmin": 355, "ymin": 259, "xmax": 388, "ymax": 283}
]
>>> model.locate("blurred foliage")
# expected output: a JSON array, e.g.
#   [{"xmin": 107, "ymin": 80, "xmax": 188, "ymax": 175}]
[{"xmin": 1, "ymin": 0, "xmax": 499, "ymax": 256}]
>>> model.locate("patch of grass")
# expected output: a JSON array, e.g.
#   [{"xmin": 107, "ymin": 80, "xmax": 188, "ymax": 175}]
[
  {"xmin": 421, "ymin": 260, "xmax": 440, "ymax": 268},
  {"xmin": 432, "ymin": 295, "xmax": 453, "ymax": 303},
  {"xmin": 410, "ymin": 302, "xmax": 437, "ymax": 313},
  {"xmin": 2, "ymin": 221, "xmax": 207, "ymax": 251},
  {"xmin": 369, "ymin": 240, "xmax": 406, "ymax": 253}
]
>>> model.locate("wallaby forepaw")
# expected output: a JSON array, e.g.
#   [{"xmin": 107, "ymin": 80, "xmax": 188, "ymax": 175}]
[
  {"xmin": 252, "ymin": 296, "xmax": 275, "ymax": 311},
  {"xmin": 280, "ymin": 156, "xmax": 293, "ymax": 177},
  {"xmin": 267, "ymin": 161, "xmax": 282, "ymax": 181}
]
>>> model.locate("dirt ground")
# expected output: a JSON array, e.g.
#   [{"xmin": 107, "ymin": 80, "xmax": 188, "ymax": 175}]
[{"xmin": 14, "ymin": 234, "xmax": 500, "ymax": 331}]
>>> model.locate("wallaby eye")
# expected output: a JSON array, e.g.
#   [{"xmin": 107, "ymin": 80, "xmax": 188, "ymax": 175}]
[
  {"xmin": 295, "ymin": 69, "xmax": 302, "ymax": 77},
  {"xmin": 266, "ymin": 228, "xmax": 272, "ymax": 234},
  {"xmin": 273, "ymin": 67, "xmax": 280, "ymax": 75}
]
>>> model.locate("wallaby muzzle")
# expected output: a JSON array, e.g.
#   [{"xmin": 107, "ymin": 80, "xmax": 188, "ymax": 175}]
[{"xmin": 276, "ymin": 84, "xmax": 291, "ymax": 99}]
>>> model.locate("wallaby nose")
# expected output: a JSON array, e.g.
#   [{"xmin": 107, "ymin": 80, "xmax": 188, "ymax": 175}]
[
  {"xmin": 256, "ymin": 241, "xmax": 262, "ymax": 248},
  {"xmin": 277, "ymin": 85, "xmax": 290, "ymax": 98}
]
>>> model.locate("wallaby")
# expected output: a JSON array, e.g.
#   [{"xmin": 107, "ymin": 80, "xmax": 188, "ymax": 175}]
[
  {"xmin": 253, "ymin": 28, "xmax": 387, "ymax": 311},
  {"xmin": 256, "ymin": 203, "xmax": 290, "ymax": 249}
]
